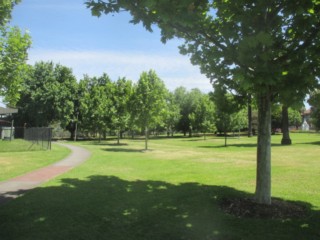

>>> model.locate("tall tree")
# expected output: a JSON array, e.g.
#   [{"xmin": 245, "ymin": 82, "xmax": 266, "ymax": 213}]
[
  {"xmin": 173, "ymin": 86, "xmax": 192, "ymax": 136},
  {"xmin": 111, "ymin": 77, "xmax": 133, "ymax": 144},
  {"xmin": 134, "ymin": 70, "xmax": 168, "ymax": 150},
  {"xmin": 15, "ymin": 62, "xmax": 78, "ymax": 128},
  {"xmin": 86, "ymin": 0, "xmax": 320, "ymax": 204},
  {"xmin": 78, "ymin": 74, "xmax": 113, "ymax": 140},
  {"xmin": 163, "ymin": 92, "xmax": 181, "ymax": 137}
]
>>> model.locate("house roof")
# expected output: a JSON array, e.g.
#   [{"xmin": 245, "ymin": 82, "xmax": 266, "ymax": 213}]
[{"xmin": 0, "ymin": 107, "xmax": 18, "ymax": 115}]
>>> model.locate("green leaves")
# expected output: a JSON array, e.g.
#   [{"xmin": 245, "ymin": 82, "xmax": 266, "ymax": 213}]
[
  {"xmin": 0, "ymin": 26, "xmax": 31, "ymax": 105},
  {"xmin": 0, "ymin": 0, "xmax": 21, "ymax": 26},
  {"xmin": 15, "ymin": 62, "xmax": 77, "ymax": 127},
  {"xmin": 134, "ymin": 70, "xmax": 168, "ymax": 128}
]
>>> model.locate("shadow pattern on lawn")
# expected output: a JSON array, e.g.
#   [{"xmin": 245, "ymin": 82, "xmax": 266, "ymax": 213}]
[
  {"xmin": 198, "ymin": 143, "xmax": 286, "ymax": 149},
  {"xmin": 0, "ymin": 176, "xmax": 319, "ymax": 240}
]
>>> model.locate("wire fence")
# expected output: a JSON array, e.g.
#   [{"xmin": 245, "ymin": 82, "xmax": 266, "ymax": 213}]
[{"xmin": 24, "ymin": 127, "xmax": 53, "ymax": 150}]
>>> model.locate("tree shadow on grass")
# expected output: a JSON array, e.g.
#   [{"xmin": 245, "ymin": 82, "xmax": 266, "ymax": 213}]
[
  {"xmin": 0, "ymin": 176, "xmax": 319, "ymax": 240},
  {"xmin": 83, "ymin": 141, "xmax": 129, "ymax": 146},
  {"xmin": 198, "ymin": 143, "xmax": 283, "ymax": 149},
  {"xmin": 102, "ymin": 148, "xmax": 144, "ymax": 153},
  {"xmin": 297, "ymin": 141, "xmax": 320, "ymax": 146}
]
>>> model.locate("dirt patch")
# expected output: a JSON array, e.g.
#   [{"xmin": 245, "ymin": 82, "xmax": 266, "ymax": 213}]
[{"xmin": 220, "ymin": 197, "xmax": 307, "ymax": 219}]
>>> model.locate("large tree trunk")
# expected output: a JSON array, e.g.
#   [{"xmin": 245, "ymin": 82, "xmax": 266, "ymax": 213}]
[
  {"xmin": 248, "ymin": 95, "xmax": 253, "ymax": 137},
  {"xmin": 281, "ymin": 105, "xmax": 292, "ymax": 145},
  {"xmin": 255, "ymin": 91, "xmax": 272, "ymax": 205}
]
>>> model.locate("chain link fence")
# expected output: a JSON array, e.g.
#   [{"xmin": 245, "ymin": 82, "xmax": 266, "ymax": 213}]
[{"xmin": 24, "ymin": 127, "xmax": 53, "ymax": 150}]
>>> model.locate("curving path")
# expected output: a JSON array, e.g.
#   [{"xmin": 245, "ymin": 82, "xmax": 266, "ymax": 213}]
[{"xmin": 0, "ymin": 143, "xmax": 91, "ymax": 205}]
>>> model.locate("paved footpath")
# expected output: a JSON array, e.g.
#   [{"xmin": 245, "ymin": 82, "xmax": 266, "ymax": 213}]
[{"xmin": 0, "ymin": 143, "xmax": 91, "ymax": 205}]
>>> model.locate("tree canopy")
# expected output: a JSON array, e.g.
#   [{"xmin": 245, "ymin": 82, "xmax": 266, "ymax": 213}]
[{"xmin": 15, "ymin": 62, "xmax": 78, "ymax": 128}]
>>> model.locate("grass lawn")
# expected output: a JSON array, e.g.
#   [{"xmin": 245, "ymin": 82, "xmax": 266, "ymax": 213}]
[
  {"xmin": 0, "ymin": 140, "xmax": 71, "ymax": 181},
  {"xmin": 0, "ymin": 133, "xmax": 319, "ymax": 239}
]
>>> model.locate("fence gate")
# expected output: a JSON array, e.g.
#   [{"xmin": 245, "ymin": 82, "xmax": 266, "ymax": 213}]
[{"xmin": 24, "ymin": 127, "xmax": 53, "ymax": 150}]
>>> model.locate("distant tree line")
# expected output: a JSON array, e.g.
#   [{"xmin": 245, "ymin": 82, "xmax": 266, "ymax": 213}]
[{"xmin": 13, "ymin": 61, "xmax": 304, "ymax": 148}]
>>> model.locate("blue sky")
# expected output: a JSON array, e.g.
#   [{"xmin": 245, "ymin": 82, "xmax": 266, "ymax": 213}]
[{"xmin": 10, "ymin": 0, "xmax": 212, "ymax": 92}]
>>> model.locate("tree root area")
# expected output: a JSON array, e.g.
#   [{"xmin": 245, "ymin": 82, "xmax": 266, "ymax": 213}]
[{"xmin": 219, "ymin": 197, "xmax": 307, "ymax": 219}]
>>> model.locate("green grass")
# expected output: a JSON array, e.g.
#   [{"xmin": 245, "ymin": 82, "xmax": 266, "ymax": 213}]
[
  {"xmin": 0, "ymin": 133, "xmax": 319, "ymax": 239},
  {"xmin": 0, "ymin": 140, "xmax": 71, "ymax": 181}
]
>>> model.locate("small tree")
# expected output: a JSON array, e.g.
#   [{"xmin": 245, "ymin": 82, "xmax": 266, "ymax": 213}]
[
  {"xmin": 134, "ymin": 70, "xmax": 168, "ymax": 150},
  {"xmin": 111, "ymin": 77, "xmax": 133, "ymax": 144},
  {"xmin": 211, "ymin": 86, "xmax": 242, "ymax": 146},
  {"xmin": 163, "ymin": 92, "xmax": 181, "ymax": 137},
  {"xmin": 78, "ymin": 74, "xmax": 113, "ymax": 140}
]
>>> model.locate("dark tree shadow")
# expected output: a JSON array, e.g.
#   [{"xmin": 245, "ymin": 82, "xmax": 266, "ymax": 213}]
[
  {"xmin": 0, "ymin": 176, "xmax": 319, "ymax": 240},
  {"xmin": 102, "ymin": 148, "xmax": 144, "ymax": 153},
  {"xmin": 198, "ymin": 143, "xmax": 283, "ymax": 149},
  {"xmin": 297, "ymin": 141, "xmax": 320, "ymax": 146}
]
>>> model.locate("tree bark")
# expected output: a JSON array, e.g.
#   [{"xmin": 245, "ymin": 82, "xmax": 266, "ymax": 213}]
[
  {"xmin": 255, "ymin": 91, "xmax": 272, "ymax": 205},
  {"xmin": 281, "ymin": 105, "xmax": 292, "ymax": 145}
]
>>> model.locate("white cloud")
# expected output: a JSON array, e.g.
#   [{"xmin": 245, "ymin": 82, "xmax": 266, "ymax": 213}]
[{"xmin": 27, "ymin": 49, "xmax": 213, "ymax": 92}]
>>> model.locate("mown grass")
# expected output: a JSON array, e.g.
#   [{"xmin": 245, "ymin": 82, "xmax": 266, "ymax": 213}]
[
  {"xmin": 0, "ymin": 140, "xmax": 71, "ymax": 181},
  {"xmin": 0, "ymin": 133, "xmax": 319, "ymax": 239}
]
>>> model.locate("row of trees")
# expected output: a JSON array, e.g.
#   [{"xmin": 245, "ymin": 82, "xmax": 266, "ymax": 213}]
[
  {"xmin": 14, "ymin": 61, "xmax": 304, "ymax": 147},
  {"xmin": 14, "ymin": 62, "xmax": 219, "ymax": 148}
]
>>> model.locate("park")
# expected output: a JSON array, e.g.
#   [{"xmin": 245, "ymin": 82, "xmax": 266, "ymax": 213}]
[{"xmin": 1, "ymin": 0, "xmax": 320, "ymax": 239}]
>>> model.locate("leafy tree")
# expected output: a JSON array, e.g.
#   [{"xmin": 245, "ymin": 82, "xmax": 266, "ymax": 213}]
[
  {"xmin": 1, "ymin": 2, "xmax": 31, "ymax": 105},
  {"xmin": 173, "ymin": 86, "xmax": 192, "ymax": 136},
  {"xmin": 211, "ymin": 86, "xmax": 242, "ymax": 146},
  {"xmin": 111, "ymin": 77, "xmax": 133, "ymax": 144},
  {"xmin": 173, "ymin": 87, "xmax": 215, "ymax": 137},
  {"xmin": 86, "ymin": 0, "xmax": 320, "ymax": 204},
  {"xmin": 199, "ymin": 94, "xmax": 216, "ymax": 139},
  {"xmin": 230, "ymin": 108, "xmax": 248, "ymax": 136},
  {"xmin": 78, "ymin": 74, "xmax": 113, "ymax": 140},
  {"xmin": 163, "ymin": 92, "xmax": 181, "ymax": 137},
  {"xmin": 308, "ymin": 90, "xmax": 320, "ymax": 131},
  {"xmin": 15, "ymin": 62, "xmax": 78, "ymax": 129},
  {"xmin": 188, "ymin": 89, "xmax": 215, "ymax": 137},
  {"xmin": 133, "ymin": 70, "xmax": 168, "ymax": 150}
]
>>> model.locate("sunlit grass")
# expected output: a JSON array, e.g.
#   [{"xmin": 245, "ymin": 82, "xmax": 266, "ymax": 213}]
[
  {"xmin": 0, "ymin": 140, "xmax": 70, "ymax": 181},
  {"xmin": 0, "ymin": 133, "xmax": 319, "ymax": 240}
]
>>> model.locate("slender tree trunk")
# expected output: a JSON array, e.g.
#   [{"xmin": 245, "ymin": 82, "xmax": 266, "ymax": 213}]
[
  {"xmin": 281, "ymin": 105, "xmax": 292, "ymax": 145},
  {"xmin": 248, "ymin": 95, "xmax": 253, "ymax": 137},
  {"xmin": 117, "ymin": 129, "xmax": 120, "ymax": 145},
  {"xmin": 255, "ymin": 91, "xmax": 272, "ymax": 205},
  {"xmin": 145, "ymin": 126, "xmax": 148, "ymax": 150}
]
